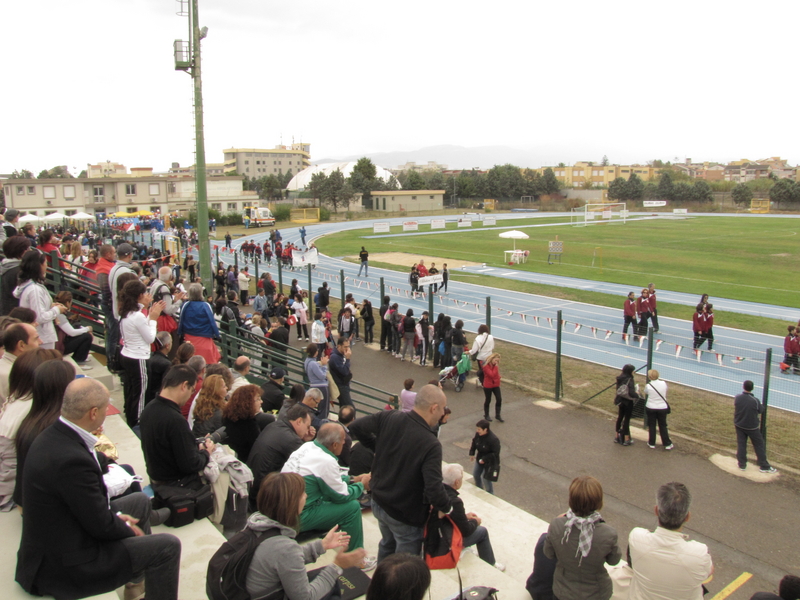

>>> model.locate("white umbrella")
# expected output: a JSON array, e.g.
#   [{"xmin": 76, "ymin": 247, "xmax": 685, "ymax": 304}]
[
  {"xmin": 42, "ymin": 212, "xmax": 68, "ymax": 222},
  {"xmin": 498, "ymin": 229, "xmax": 530, "ymax": 250},
  {"xmin": 19, "ymin": 213, "xmax": 41, "ymax": 222},
  {"xmin": 71, "ymin": 211, "xmax": 95, "ymax": 220}
]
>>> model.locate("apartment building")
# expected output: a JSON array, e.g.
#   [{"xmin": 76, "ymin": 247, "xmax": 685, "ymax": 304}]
[
  {"xmin": 540, "ymin": 162, "xmax": 657, "ymax": 187},
  {"xmin": 223, "ymin": 143, "xmax": 311, "ymax": 177}
]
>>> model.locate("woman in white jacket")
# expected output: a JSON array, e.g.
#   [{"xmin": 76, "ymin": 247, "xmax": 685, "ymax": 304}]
[
  {"xmin": 470, "ymin": 324, "xmax": 495, "ymax": 387},
  {"xmin": 119, "ymin": 279, "xmax": 164, "ymax": 427},
  {"xmin": 13, "ymin": 250, "xmax": 67, "ymax": 349}
]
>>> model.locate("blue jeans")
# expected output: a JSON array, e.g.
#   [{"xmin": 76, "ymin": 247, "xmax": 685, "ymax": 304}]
[
  {"xmin": 462, "ymin": 525, "xmax": 496, "ymax": 565},
  {"xmin": 372, "ymin": 500, "xmax": 423, "ymax": 563},
  {"xmin": 473, "ymin": 461, "xmax": 493, "ymax": 494},
  {"xmin": 358, "ymin": 260, "xmax": 368, "ymax": 277}
]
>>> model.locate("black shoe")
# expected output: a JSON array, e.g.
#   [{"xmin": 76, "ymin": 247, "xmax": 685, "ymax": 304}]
[
  {"xmin": 495, "ymin": 415, "xmax": 504, "ymax": 423},
  {"xmin": 484, "ymin": 414, "xmax": 493, "ymax": 421}
]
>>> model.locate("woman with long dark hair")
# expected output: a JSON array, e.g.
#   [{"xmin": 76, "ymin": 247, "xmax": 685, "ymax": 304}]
[
  {"xmin": 0, "ymin": 348, "xmax": 62, "ymax": 510},
  {"xmin": 119, "ymin": 279, "xmax": 164, "ymax": 427},
  {"xmin": 14, "ymin": 360, "xmax": 76, "ymax": 507},
  {"xmin": 13, "ymin": 250, "xmax": 67, "ymax": 349},
  {"xmin": 53, "ymin": 291, "xmax": 93, "ymax": 365}
]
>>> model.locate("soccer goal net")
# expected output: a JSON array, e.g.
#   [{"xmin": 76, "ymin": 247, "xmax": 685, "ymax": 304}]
[{"xmin": 570, "ymin": 202, "xmax": 628, "ymax": 227}]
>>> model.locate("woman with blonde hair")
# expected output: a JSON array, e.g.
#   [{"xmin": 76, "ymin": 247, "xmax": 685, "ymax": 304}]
[
  {"xmin": 68, "ymin": 240, "xmax": 85, "ymax": 270},
  {"xmin": 543, "ymin": 476, "xmax": 621, "ymax": 600},
  {"xmin": 191, "ymin": 374, "xmax": 228, "ymax": 438}
]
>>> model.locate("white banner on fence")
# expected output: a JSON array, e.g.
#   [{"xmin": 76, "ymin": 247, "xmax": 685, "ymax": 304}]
[
  {"xmin": 643, "ymin": 200, "xmax": 667, "ymax": 207},
  {"xmin": 457, "ymin": 218, "xmax": 472, "ymax": 227},
  {"xmin": 402, "ymin": 221, "xmax": 419, "ymax": 232},
  {"xmin": 418, "ymin": 274, "xmax": 443, "ymax": 286},
  {"xmin": 430, "ymin": 219, "xmax": 446, "ymax": 229},
  {"xmin": 373, "ymin": 222, "xmax": 390, "ymax": 233},
  {"xmin": 292, "ymin": 248, "xmax": 319, "ymax": 267},
  {"xmin": 602, "ymin": 210, "xmax": 612, "ymax": 219},
  {"xmin": 483, "ymin": 216, "xmax": 496, "ymax": 226},
  {"xmin": 673, "ymin": 208, "xmax": 689, "ymax": 214}
]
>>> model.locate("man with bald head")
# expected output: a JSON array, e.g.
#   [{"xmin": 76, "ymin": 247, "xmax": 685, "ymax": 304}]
[
  {"xmin": 229, "ymin": 356, "xmax": 252, "ymax": 395},
  {"xmin": 349, "ymin": 384, "xmax": 452, "ymax": 562},
  {"xmin": 16, "ymin": 378, "xmax": 181, "ymax": 600},
  {"xmin": 282, "ymin": 423, "xmax": 372, "ymax": 557}
]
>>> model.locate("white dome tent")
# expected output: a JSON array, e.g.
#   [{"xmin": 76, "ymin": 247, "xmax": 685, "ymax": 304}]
[{"xmin": 287, "ymin": 161, "xmax": 397, "ymax": 191}]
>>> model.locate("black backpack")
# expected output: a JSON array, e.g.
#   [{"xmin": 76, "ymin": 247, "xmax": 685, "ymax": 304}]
[{"xmin": 207, "ymin": 527, "xmax": 281, "ymax": 600}]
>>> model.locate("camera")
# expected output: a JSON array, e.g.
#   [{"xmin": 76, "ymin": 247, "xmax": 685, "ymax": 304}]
[{"xmin": 196, "ymin": 426, "xmax": 227, "ymax": 446}]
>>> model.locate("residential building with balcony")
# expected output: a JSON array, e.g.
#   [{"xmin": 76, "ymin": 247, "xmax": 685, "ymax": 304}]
[{"xmin": 223, "ymin": 143, "xmax": 311, "ymax": 177}]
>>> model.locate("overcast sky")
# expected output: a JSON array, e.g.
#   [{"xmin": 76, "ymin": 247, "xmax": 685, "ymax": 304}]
[{"xmin": 3, "ymin": 0, "xmax": 799, "ymax": 175}]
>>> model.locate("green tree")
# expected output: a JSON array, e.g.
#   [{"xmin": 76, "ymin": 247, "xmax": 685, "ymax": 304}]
[
  {"xmin": 540, "ymin": 168, "xmax": 561, "ymax": 195},
  {"xmin": 656, "ymin": 172, "xmax": 674, "ymax": 200},
  {"xmin": 348, "ymin": 158, "xmax": 379, "ymax": 208},
  {"xmin": 521, "ymin": 169, "xmax": 542, "ymax": 197},
  {"xmin": 322, "ymin": 169, "xmax": 354, "ymax": 213},
  {"xmin": 308, "ymin": 172, "xmax": 328, "ymax": 206},
  {"xmin": 768, "ymin": 178, "xmax": 797, "ymax": 208},
  {"xmin": 672, "ymin": 182, "xmax": 696, "ymax": 203},
  {"xmin": 643, "ymin": 182, "xmax": 659, "ymax": 199},
  {"xmin": 425, "ymin": 170, "xmax": 445, "ymax": 191},
  {"xmin": 402, "ymin": 170, "xmax": 426, "ymax": 190},
  {"xmin": 485, "ymin": 164, "xmax": 526, "ymax": 199},
  {"xmin": 607, "ymin": 177, "xmax": 628, "ymax": 201},
  {"xmin": 693, "ymin": 180, "xmax": 713, "ymax": 203},
  {"xmin": 36, "ymin": 165, "xmax": 73, "ymax": 179},
  {"xmin": 601, "ymin": 155, "xmax": 609, "ymax": 166},
  {"xmin": 731, "ymin": 183, "xmax": 753, "ymax": 207},
  {"xmin": 626, "ymin": 173, "xmax": 644, "ymax": 201},
  {"xmin": 78, "ymin": 169, "xmax": 88, "ymax": 178},
  {"xmin": 10, "ymin": 169, "xmax": 34, "ymax": 179}
]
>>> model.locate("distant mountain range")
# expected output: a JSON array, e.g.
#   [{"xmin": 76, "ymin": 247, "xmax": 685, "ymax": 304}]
[{"xmin": 314, "ymin": 144, "xmax": 580, "ymax": 171}]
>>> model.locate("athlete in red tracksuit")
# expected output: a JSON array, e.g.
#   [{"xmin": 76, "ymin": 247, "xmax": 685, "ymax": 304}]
[
  {"xmin": 694, "ymin": 303, "xmax": 714, "ymax": 350},
  {"xmin": 623, "ymin": 292, "xmax": 637, "ymax": 339},
  {"xmin": 692, "ymin": 303, "xmax": 705, "ymax": 349},
  {"xmin": 783, "ymin": 325, "xmax": 798, "ymax": 374},
  {"xmin": 648, "ymin": 283, "xmax": 659, "ymax": 332}
]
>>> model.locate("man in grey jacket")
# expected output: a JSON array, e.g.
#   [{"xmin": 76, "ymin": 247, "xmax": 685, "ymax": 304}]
[{"xmin": 733, "ymin": 380, "xmax": 776, "ymax": 474}]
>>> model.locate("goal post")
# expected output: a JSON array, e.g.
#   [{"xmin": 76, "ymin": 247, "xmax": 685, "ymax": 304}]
[{"xmin": 571, "ymin": 202, "xmax": 628, "ymax": 227}]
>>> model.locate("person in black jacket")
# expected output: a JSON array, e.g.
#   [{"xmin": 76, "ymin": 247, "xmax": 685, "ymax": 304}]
[
  {"xmin": 139, "ymin": 365, "xmax": 214, "ymax": 486},
  {"xmin": 379, "ymin": 295, "xmax": 391, "ymax": 351},
  {"xmin": 614, "ymin": 363, "xmax": 640, "ymax": 447},
  {"xmin": 442, "ymin": 463, "xmax": 503, "ymax": 570},
  {"xmin": 469, "ymin": 419, "xmax": 500, "ymax": 494},
  {"xmin": 317, "ymin": 282, "xmax": 330, "ymax": 312},
  {"xmin": 247, "ymin": 404, "xmax": 314, "ymax": 496},
  {"xmin": 349, "ymin": 384, "xmax": 451, "ymax": 563},
  {"xmin": 329, "ymin": 337, "xmax": 354, "ymax": 409},
  {"xmin": 260, "ymin": 366, "xmax": 286, "ymax": 412},
  {"xmin": 267, "ymin": 318, "xmax": 290, "ymax": 366},
  {"xmin": 734, "ymin": 380, "xmax": 776, "ymax": 473},
  {"xmin": 145, "ymin": 331, "xmax": 173, "ymax": 405},
  {"xmin": 16, "ymin": 377, "xmax": 181, "ymax": 600}
]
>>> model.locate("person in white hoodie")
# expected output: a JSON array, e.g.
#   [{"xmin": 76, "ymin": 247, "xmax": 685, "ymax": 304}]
[
  {"xmin": 470, "ymin": 324, "xmax": 495, "ymax": 387},
  {"xmin": 13, "ymin": 250, "xmax": 67, "ymax": 349},
  {"xmin": 118, "ymin": 279, "xmax": 165, "ymax": 427}
]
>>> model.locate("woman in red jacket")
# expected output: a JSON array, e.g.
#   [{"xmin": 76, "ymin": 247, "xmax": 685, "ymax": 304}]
[{"xmin": 482, "ymin": 353, "xmax": 503, "ymax": 422}]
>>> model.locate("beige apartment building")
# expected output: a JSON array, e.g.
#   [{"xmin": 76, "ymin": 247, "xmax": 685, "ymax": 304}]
[
  {"xmin": 539, "ymin": 162, "xmax": 657, "ymax": 187},
  {"xmin": 3, "ymin": 172, "xmax": 256, "ymax": 218},
  {"xmin": 223, "ymin": 143, "xmax": 311, "ymax": 177}
]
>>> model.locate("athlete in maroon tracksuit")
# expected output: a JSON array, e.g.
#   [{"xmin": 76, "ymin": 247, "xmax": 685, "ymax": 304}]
[
  {"xmin": 623, "ymin": 292, "xmax": 637, "ymax": 339},
  {"xmin": 635, "ymin": 289, "xmax": 652, "ymax": 338},
  {"xmin": 693, "ymin": 303, "xmax": 714, "ymax": 350},
  {"xmin": 782, "ymin": 326, "xmax": 797, "ymax": 374},
  {"xmin": 648, "ymin": 283, "xmax": 659, "ymax": 332}
]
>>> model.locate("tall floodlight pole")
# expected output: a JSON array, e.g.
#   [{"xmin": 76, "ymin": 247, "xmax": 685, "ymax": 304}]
[{"xmin": 174, "ymin": 0, "xmax": 212, "ymax": 294}]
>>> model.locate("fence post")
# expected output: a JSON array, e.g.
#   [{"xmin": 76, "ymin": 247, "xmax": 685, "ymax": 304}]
[
  {"xmin": 234, "ymin": 249, "xmax": 239, "ymax": 271},
  {"xmin": 254, "ymin": 254, "xmax": 259, "ymax": 282},
  {"xmin": 485, "ymin": 296, "xmax": 491, "ymax": 330},
  {"xmin": 277, "ymin": 256, "xmax": 283, "ymax": 293},
  {"xmin": 50, "ymin": 251, "xmax": 62, "ymax": 290},
  {"xmin": 555, "ymin": 309, "xmax": 563, "ymax": 401},
  {"xmin": 761, "ymin": 347, "xmax": 772, "ymax": 450},
  {"xmin": 340, "ymin": 269, "xmax": 345, "ymax": 303},
  {"xmin": 645, "ymin": 327, "xmax": 655, "ymax": 427},
  {"xmin": 307, "ymin": 264, "xmax": 312, "ymax": 298},
  {"xmin": 380, "ymin": 277, "xmax": 385, "ymax": 304}
]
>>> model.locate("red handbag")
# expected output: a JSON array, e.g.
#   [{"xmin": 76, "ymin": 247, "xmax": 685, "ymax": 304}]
[
  {"xmin": 286, "ymin": 315, "xmax": 297, "ymax": 326},
  {"xmin": 423, "ymin": 512, "xmax": 463, "ymax": 570}
]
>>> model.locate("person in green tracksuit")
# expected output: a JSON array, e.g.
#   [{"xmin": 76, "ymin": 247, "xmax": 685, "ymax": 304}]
[{"xmin": 281, "ymin": 423, "xmax": 372, "ymax": 554}]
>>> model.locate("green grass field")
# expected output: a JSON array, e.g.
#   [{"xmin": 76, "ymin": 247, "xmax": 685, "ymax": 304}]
[{"xmin": 316, "ymin": 215, "xmax": 800, "ymax": 307}]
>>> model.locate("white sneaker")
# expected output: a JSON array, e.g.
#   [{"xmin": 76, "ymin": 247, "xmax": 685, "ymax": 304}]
[
  {"xmin": 494, "ymin": 562, "xmax": 506, "ymax": 572},
  {"xmin": 361, "ymin": 555, "xmax": 378, "ymax": 572}
]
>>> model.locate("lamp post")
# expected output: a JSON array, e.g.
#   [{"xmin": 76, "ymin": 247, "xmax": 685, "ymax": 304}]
[{"xmin": 174, "ymin": 0, "xmax": 212, "ymax": 293}]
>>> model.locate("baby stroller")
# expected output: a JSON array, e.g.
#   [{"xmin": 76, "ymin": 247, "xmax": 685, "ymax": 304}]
[{"xmin": 438, "ymin": 353, "xmax": 471, "ymax": 392}]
